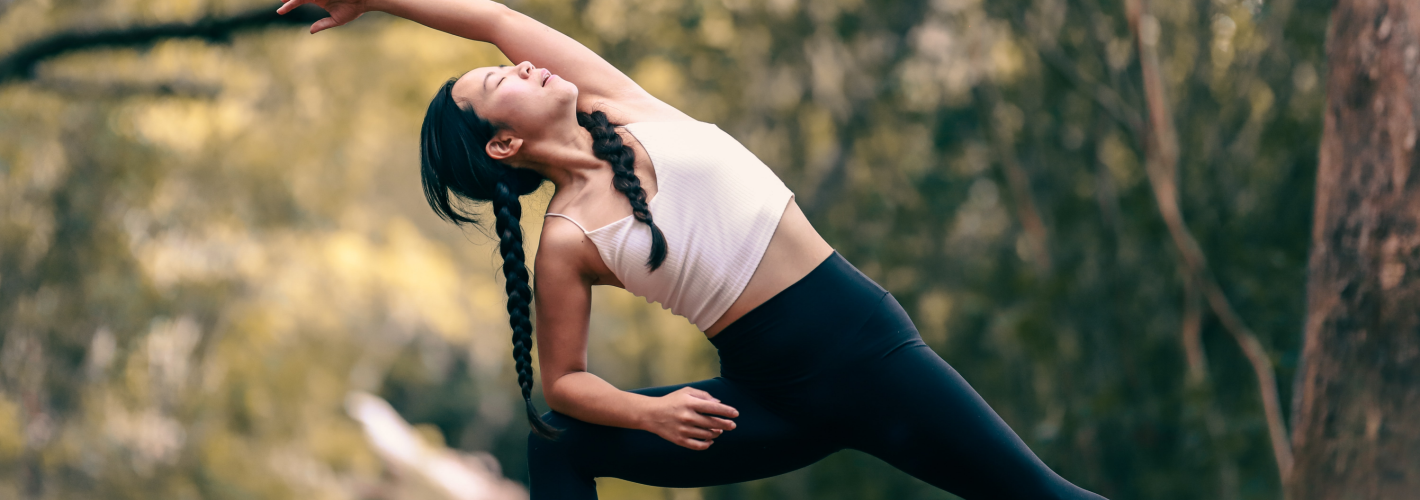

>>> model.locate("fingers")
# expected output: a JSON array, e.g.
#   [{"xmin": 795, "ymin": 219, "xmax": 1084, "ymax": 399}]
[
  {"xmin": 672, "ymin": 423, "xmax": 727, "ymax": 450},
  {"xmin": 697, "ymin": 414, "xmax": 738, "ymax": 431},
  {"xmin": 680, "ymin": 387, "xmax": 717, "ymax": 402},
  {"xmin": 688, "ymin": 414, "xmax": 735, "ymax": 432},
  {"xmin": 276, "ymin": 0, "xmax": 309, "ymax": 15},
  {"xmin": 660, "ymin": 387, "xmax": 738, "ymax": 450},
  {"xmin": 310, "ymin": 16, "xmax": 340, "ymax": 34},
  {"xmin": 679, "ymin": 425, "xmax": 720, "ymax": 440},
  {"xmin": 678, "ymin": 424, "xmax": 725, "ymax": 450},
  {"xmin": 678, "ymin": 437, "xmax": 713, "ymax": 451},
  {"xmin": 674, "ymin": 389, "xmax": 737, "ymax": 419},
  {"xmin": 688, "ymin": 398, "xmax": 739, "ymax": 419}
]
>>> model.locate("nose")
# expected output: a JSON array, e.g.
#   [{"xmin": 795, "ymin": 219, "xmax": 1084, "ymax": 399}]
[{"xmin": 516, "ymin": 61, "xmax": 534, "ymax": 79}]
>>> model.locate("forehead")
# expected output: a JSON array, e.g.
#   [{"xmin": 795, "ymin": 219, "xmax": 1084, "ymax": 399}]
[{"xmin": 451, "ymin": 66, "xmax": 503, "ymax": 106}]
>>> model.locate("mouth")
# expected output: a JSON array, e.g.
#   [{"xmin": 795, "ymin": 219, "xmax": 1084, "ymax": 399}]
[{"xmin": 541, "ymin": 69, "xmax": 551, "ymax": 87}]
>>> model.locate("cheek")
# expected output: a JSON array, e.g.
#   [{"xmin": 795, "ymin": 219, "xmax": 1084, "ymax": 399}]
[
  {"xmin": 484, "ymin": 91, "xmax": 527, "ymax": 122},
  {"xmin": 502, "ymin": 86, "xmax": 544, "ymax": 112},
  {"xmin": 491, "ymin": 85, "xmax": 564, "ymax": 126}
]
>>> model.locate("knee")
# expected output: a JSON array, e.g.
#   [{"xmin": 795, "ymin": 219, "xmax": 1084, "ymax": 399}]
[
  {"xmin": 526, "ymin": 411, "xmax": 577, "ymax": 462},
  {"xmin": 526, "ymin": 429, "xmax": 556, "ymax": 465},
  {"xmin": 526, "ymin": 428, "xmax": 569, "ymax": 482},
  {"xmin": 526, "ymin": 411, "xmax": 598, "ymax": 493},
  {"xmin": 527, "ymin": 413, "xmax": 561, "ymax": 446}
]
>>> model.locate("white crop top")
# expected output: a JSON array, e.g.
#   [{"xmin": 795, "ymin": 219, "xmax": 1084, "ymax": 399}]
[{"xmin": 544, "ymin": 120, "xmax": 795, "ymax": 331}]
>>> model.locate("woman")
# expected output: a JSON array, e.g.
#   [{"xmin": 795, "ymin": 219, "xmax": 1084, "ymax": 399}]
[{"xmin": 278, "ymin": 0, "xmax": 1108, "ymax": 498}]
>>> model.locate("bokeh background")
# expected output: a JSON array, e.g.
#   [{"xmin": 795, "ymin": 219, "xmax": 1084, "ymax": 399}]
[{"xmin": 0, "ymin": 0, "xmax": 1335, "ymax": 498}]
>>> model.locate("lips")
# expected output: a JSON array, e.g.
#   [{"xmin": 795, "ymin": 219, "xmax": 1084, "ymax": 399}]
[{"xmin": 541, "ymin": 68, "xmax": 551, "ymax": 86}]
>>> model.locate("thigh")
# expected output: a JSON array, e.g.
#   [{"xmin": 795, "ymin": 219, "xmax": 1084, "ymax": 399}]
[
  {"xmin": 842, "ymin": 341, "xmax": 1105, "ymax": 500},
  {"xmin": 540, "ymin": 377, "xmax": 841, "ymax": 489}
]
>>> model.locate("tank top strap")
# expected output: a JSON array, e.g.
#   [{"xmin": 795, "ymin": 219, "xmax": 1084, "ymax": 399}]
[{"xmin": 543, "ymin": 213, "xmax": 590, "ymax": 234}]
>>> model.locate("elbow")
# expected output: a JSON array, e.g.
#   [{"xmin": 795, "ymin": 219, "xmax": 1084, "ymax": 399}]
[{"xmin": 540, "ymin": 370, "xmax": 573, "ymax": 413}]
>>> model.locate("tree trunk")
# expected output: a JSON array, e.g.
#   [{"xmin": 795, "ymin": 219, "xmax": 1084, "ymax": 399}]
[{"xmin": 1289, "ymin": 0, "xmax": 1420, "ymax": 498}]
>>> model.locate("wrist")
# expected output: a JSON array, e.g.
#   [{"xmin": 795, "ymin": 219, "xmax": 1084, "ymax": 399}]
[{"xmin": 630, "ymin": 394, "xmax": 659, "ymax": 431}]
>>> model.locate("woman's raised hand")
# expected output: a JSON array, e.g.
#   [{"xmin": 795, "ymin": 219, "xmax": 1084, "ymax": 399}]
[
  {"xmin": 276, "ymin": 0, "xmax": 373, "ymax": 34},
  {"xmin": 641, "ymin": 387, "xmax": 740, "ymax": 450}
]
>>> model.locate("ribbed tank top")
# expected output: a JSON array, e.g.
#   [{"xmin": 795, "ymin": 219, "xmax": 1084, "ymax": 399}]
[{"xmin": 544, "ymin": 120, "xmax": 795, "ymax": 331}]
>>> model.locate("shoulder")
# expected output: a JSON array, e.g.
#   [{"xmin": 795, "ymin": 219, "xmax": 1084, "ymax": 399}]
[
  {"xmin": 534, "ymin": 216, "xmax": 598, "ymax": 283},
  {"xmin": 537, "ymin": 216, "xmax": 591, "ymax": 262}
]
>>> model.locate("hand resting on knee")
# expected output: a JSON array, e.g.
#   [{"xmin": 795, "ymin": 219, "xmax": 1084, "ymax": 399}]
[{"xmin": 637, "ymin": 387, "xmax": 740, "ymax": 450}]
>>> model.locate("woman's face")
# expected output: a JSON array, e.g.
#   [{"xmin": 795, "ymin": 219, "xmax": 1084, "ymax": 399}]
[{"xmin": 452, "ymin": 61, "xmax": 577, "ymax": 137}]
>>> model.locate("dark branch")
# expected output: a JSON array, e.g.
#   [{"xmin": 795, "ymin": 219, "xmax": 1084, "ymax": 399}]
[
  {"xmin": 0, "ymin": 4, "xmax": 329, "ymax": 85},
  {"xmin": 33, "ymin": 77, "xmax": 222, "ymax": 99},
  {"xmin": 802, "ymin": 115, "xmax": 861, "ymax": 220}
]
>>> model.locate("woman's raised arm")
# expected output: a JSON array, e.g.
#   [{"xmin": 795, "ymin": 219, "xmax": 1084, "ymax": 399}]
[{"xmin": 278, "ymin": 0, "xmax": 665, "ymax": 112}]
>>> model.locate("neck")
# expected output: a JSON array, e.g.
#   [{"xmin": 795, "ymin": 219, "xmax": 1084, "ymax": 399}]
[{"xmin": 514, "ymin": 118, "xmax": 604, "ymax": 193}]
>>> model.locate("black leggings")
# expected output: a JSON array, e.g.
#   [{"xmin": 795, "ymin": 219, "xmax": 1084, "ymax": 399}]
[{"xmin": 528, "ymin": 252, "xmax": 1107, "ymax": 500}]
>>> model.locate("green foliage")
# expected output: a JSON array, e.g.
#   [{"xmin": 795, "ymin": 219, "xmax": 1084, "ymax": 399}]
[{"xmin": 0, "ymin": 0, "xmax": 1328, "ymax": 498}]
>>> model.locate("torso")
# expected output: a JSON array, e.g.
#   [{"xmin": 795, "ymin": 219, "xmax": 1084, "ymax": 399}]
[{"xmin": 541, "ymin": 97, "xmax": 835, "ymax": 338}]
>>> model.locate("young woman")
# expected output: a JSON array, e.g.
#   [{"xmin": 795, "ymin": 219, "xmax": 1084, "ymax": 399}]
[{"xmin": 278, "ymin": 0, "xmax": 1108, "ymax": 498}]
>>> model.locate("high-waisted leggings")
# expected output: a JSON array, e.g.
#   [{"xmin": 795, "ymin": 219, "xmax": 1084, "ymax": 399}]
[{"xmin": 528, "ymin": 252, "xmax": 1107, "ymax": 500}]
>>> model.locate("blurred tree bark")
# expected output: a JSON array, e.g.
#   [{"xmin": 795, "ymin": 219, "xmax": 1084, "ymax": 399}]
[{"xmin": 1289, "ymin": 0, "xmax": 1420, "ymax": 498}]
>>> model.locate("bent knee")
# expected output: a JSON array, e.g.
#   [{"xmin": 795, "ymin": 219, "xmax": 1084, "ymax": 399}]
[
  {"xmin": 526, "ymin": 427, "xmax": 575, "ymax": 473},
  {"xmin": 526, "ymin": 412, "xmax": 597, "ymax": 485},
  {"xmin": 526, "ymin": 411, "xmax": 582, "ymax": 454}
]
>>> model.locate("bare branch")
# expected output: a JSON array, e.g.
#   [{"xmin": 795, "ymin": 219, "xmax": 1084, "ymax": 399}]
[
  {"xmin": 1036, "ymin": 46, "xmax": 1145, "ymax": 141},
  {"xmin": 1182, "ymin": 275, "xmax": 1207, "ymax": 384},
  {"xmin": 32, "ymin": 77, "xmax": 221, "ymax": 99},
  {"xmin": 0, "ymin": 4, "xmax": 330, "ymax": 85},
  {"xmin": 1182, "ymin": 273, "xmax": 1243, "ymax": 499},
  {"xmin": 1006, "ymin": 0, "xmax": 1145, "ymax": 144},
  {"xmin": 802, "ymin": 115, "xmax": 861, "ymax": 220},
  {"xmin": 1125, "ymin": 0, "xmax": 1293, "ymax": 482},
  {"xmin": 975, "ymin": 84, "xmax": 1052, "ymax": 274}
]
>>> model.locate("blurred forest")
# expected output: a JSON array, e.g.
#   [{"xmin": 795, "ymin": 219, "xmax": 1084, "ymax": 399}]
[{"xmin": 0, "ymin": 0, "xmax": 1341, "ymax": 498}]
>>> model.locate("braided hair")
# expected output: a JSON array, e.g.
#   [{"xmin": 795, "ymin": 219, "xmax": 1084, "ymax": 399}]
[
  {"xmin": 576, "ymin": 110, "xmax": 667, "ymax": 270},
  {"xmin": 419, "ymin": 78, "xmax": 666, "ymax": 440}
]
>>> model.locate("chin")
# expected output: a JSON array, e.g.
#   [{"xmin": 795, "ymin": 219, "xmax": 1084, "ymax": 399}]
[{"xmin": 555, "ymin": 83, "xmax": 578, "ymax": 104}]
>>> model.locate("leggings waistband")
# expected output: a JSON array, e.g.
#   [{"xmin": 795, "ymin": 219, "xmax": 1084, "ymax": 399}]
[{"xmin": 708, "ymin": 251, "xmax": 916, "ymax": 384}]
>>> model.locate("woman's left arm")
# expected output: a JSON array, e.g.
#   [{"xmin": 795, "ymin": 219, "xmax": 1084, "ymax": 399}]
[{"xmin": 280, "ymin": 0, "xmax": 675, "ymax": 114}]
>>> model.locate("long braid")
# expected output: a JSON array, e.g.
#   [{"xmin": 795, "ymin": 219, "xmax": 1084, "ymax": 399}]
[
  {"xmin": 576, "ymin": 110, "xmax": 668, "ymax": 271},
  {"xmin": 493, "ymin": 179, "xmax": 562, "ymax": 440}
]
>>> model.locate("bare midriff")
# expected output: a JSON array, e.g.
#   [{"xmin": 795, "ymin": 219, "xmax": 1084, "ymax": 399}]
[{"xmin": 703, "ymin": 197, "xmax": 836, "ymax": 338}]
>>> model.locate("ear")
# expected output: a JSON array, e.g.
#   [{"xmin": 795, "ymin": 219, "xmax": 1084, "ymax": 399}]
[{"xmin": 486, "ymin": 130, "xmax": 524, "ymax": 161}]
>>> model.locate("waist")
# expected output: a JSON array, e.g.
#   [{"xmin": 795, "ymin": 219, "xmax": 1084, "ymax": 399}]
[
  {"xmin": 703, "ymin": 198, "xmax": 829, "ymax": 335},
  {"xmin": 708, "ymin": 251, "xmax": 920, "ymax": 383}
]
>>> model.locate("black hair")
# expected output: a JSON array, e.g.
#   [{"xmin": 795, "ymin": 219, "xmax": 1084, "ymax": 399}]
[
  {"xmin": 575, "ymin": 109, "xmax": 668, "ymax": 270},
  {"xmin": 419, "ymin": 77, "xmax": 666, "ymax": 440}
]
